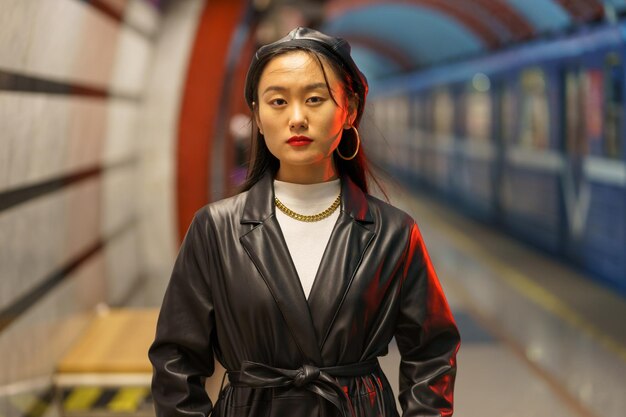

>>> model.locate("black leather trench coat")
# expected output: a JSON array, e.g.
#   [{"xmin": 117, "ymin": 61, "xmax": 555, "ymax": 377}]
[{"xmin": 149, "ymin": 172, "xmax": 460, "ymax": 417}]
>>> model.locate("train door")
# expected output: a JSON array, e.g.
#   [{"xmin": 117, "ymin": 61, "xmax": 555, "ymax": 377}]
[
  {"xmin": 578, "ymin": 47, "xmax": 625, "ymax": 290},
  {"xmin": 561, "ymin": 40, "xmax": 626, "ymax": 291},
  {"xmin": 562, "ymin": 63, "xmax": 587, "ymax": 257},
  {"xmin": 451, "ymin": 83, "xmax": 465, "ymax": 204},
  {"xmin": 431, "ymin": 85, "xmax": 456, "ymax": 197},
  {"xmin": 408, "ymin": 93, "xmax": 423, "ymax": 185},
  {"xmin": 501, "ymin": 65, "xmax": 561, "ymax": 252},
  {"xmin": 598, "ymin": 51, "xmax": 626, "ymax": 290},
  {"xmin": 431, "ymin": 87, "xmax": 455, "ymax": 195},
  {"xmin": 494, "ymin": 75, "xmax": 518, "ymax": 224},
  {"xmin": 461, "ymin": 72, "xmax": 496, "ymax": 218},
  {"xmin": 394, "ymin": 95, "xmax": 411, "ymax": 181},
  {"xmin": 603, "ymin": 53, "xmax": 623, "ymax": 164}
]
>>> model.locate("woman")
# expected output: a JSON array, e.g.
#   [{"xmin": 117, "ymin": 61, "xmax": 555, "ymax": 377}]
[{"xmin": 149, "ymin": 27, "xmax": 460, "ymax": 417}]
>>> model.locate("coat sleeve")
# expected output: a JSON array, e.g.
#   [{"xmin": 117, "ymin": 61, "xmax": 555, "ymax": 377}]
[
  {"xmin": 394, "ymin": 221, "xmax": 460, "ymax": 417},
  {"xmin": 148, "ymin": 211, "xmax": 216, "ymax": 417}
]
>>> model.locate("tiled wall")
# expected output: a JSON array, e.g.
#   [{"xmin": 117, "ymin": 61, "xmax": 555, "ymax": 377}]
[
  {"xmin": 0, "ymin": 0, "xmax": 161, "ymax": 393},
  {"xmin": 134, "ymin": 0, "xmax": 205, "ymax": 303}
]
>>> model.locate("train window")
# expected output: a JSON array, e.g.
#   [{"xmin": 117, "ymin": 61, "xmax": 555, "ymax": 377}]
[
  {"xmin": 519, "ymin": 69, "xmax": 550, "ymax": 149},
  {"xmin": 423, "ymin": 92, "xmax": 431, "ymax": 134},
  {"xmin": 410, "ymin": 96, "xmax": 423, "ymax": 130},
  {"xmin": 565, "ymin": 69, "xmax": 586, "ymax": 156},
  {"xmin": 372, "ymin": 99, "xmax": 380, "ymax": 124},
  {"xmin": 501, "ymin": 85, "xmax": 517, "ymax": 143},
  {"xmin": 396, "ymin": 96, "xmax": 410, "ymax": 131},
  {"xmin": 386, "ymin": 97, "xmax": 397, "ymax": 135},
  {"xmin": 384, "ymin": 97, "xmax": 393, "ymax": 131},
  {"xmin": 603, "ymin": 52, "xmax": 623, "ymax": 159},
  {"xmin": 465, "ymin": 75, "xmax": 492, "ymax": 142},
  {"xmin": 584, "ymin": 69, "xmax": 603, "ymax": 153},
  {"xmin": 433, "ymin": 88, "xmax": 454, "ymax": 140},
  {"xmin": 373, "ymin": 99, "xmax": 386, "ymax": 134}
]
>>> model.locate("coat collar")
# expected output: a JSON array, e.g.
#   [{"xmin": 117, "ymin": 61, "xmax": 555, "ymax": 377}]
[
  {"xmin": 238, "ymin": 170, "xmax": 375, "ymax": 365},
  {"xmin": 241, "ymin": 170, "xmax": 374, "ymax": 225}
]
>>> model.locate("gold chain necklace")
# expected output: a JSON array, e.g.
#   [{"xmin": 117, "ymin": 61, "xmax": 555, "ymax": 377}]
[{"xmin": 275, "ymin": 194, "xmax": 341, "ymax": 222}]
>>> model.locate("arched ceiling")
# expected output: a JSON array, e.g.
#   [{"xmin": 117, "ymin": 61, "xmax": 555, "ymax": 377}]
[{"xmin": 312, "ymin": 0, "xmax": 622, "ymax": 80}]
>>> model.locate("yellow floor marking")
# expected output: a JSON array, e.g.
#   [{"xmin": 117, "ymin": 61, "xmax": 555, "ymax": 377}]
[
  {"xmin": 107, "ymin": 387, "xmax": 149, "ymax": 412},
  {"xmin": 7, "ymin": 393, "xmax": 48, "ymax": 417},
  {"xmin": 9, "ymin": 393, "xmax": 37, "ymax": 412},
  {"xmin": 405, "ymin": 194, "xmax": 626, "ymax": 364},
  {"xmin": 63, "ymin": 387, "xmax": 102, "ymax": 411},
  {"xmin": 26, "ymin": 400, "xmax": 48, "ymax": 417}
]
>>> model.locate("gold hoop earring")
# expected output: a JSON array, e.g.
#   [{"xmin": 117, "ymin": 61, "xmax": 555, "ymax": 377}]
[{"xmin": 336, "ymin": 126, "xmax": 360, "ymax": 161}]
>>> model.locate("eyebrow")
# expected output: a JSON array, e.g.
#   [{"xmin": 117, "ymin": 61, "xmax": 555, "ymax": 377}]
[{"xmin": 262, "ymin": 82, "xmax": 328, "ymax": 95}]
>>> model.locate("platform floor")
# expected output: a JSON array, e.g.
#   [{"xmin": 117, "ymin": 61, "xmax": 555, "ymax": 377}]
[
  {"xmin": 44, "ymin": 181, "xmax": 626, "ymax": 417},
  {"xmin": 384, "ymin": 181, "xmax": 626, "ymax": 417},
  {"xmin": 57, "ymin": 308, "xmax": 157, "ymax": 375}
]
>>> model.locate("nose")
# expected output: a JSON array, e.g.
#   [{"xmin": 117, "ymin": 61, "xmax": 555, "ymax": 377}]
[{"xmin": 289, "ymin": 104, "xmax": 308, "ymax": 130}]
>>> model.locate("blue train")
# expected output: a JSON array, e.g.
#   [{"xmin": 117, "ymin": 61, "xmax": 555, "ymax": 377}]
[{"xmin": 369, "ymin": 21, "xmax": 626, "ymax": 295}]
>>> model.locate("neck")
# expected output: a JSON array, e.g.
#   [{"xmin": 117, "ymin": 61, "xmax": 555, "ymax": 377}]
[{"xmin": 276, "ymin": 161, "xmax": 338, "ymax": 184}]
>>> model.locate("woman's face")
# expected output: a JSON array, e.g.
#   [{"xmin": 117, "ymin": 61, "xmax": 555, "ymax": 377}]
[{"xmin": 255, "ymin": 51, "xmax": 355, "ymax": 183}]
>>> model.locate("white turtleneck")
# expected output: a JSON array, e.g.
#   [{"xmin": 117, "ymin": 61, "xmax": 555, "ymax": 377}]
[{"xmin": 274, "ymin": 179, "xmax": 341, "ymax": 299}]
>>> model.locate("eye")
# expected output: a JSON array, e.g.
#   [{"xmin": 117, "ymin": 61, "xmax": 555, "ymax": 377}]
[
  {"xmin": 307, "ymin": 96, "xmax": 325, "ymax": 104},
  {"xmin": 269, "ymin": 98, "xmax": 287, "ymax": 107}
]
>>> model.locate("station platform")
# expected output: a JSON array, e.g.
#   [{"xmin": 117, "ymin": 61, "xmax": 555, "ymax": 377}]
[
  {"xmin": 28, "ymin": 181, "xmax": 626, "ymax": 417},
  {"xmin": 53, "ymin": 308, "xmax": 155, "ymax": 417},
  {"xmin": 47, "ymin": 309, "xmax": 226, "ymax": 417},
  {"xmin": 0, "ymin": 309, "xmax": 160, "ymax": 417},
  {"xmin": 383, "ymin": 181, "xmax": 626, "ymax": 417}
]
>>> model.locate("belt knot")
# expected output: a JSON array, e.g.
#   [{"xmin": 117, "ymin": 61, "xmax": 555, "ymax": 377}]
[
  {"xmin": 227, "ymin": 358, "xmax": 379, "ymax": 417},
  {"xmin": 293, "ymin": 364, "xmax": 320, "ymax": 387}
]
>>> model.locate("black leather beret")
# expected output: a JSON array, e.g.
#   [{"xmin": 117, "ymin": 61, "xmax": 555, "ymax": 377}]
[{"xmin": 244, "ymin": 27, "xmax": 368, "ymax": 110}]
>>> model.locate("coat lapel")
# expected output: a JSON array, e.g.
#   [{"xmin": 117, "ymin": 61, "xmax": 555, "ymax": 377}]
[
  {"xmin": 307, "ymin": 177, "xmax": 375, "ymax": 353},
  {"xmin": 239, "ymin": 172, "xmax": 322, "ymax": 365}
]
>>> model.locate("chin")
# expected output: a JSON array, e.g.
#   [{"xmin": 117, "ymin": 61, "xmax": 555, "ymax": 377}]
[{"xmin": 281, "ymin": 153, "xmax": 320, "ymax": 163}]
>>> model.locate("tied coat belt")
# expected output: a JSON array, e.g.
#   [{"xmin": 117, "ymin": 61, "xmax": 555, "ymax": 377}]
[{"xmin": 227, "ymin": 359, "xmax": 379, "ymax": 417}]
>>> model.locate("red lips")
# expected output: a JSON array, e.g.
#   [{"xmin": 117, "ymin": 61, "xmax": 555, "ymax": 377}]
[{"xmin": 287, "ymin": 135, "xmax": 313, "ymax": 146}]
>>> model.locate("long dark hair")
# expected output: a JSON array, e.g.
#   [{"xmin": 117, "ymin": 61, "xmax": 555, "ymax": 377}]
[{"xmin": 240, "ymin": 45, "xmax": 382, "ymax": 195}]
